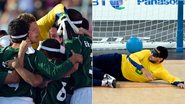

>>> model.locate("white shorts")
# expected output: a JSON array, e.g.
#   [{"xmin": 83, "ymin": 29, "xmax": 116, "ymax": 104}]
[
  {"xmin": 70, "ymin": 87, "xmax": 92, "ymax": 104},
  {"xmin": 0, "ymin": 97, "xmax": 34, "ymax": 104}
]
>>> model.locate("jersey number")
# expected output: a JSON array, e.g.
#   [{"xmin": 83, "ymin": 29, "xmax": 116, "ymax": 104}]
[
  {"xmin": 56, "ymin": 82, "xmax": 67, "ymax": 101},
  {"xmin": 84, "ymin": 41, "xmax": 91, "ymax": 47}
]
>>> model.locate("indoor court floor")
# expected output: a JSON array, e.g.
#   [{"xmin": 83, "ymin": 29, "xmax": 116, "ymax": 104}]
[{"xmin": 93, "ymin": 50, "xmax": 185, "ymax": 104}]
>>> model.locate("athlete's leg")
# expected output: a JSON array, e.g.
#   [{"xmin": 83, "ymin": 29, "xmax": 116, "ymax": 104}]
[
  {"xmin": 93, "ymin": 53, "xmax": 121, "ymax": 70},
  {"xmin": 93, "ymin": 67, "xmax": 105, "ymax": 80},
  {"xmin": 93, "ymin": 53, "xmax": 125, "ymax": 81},
  {"xmin": 93, "ymin": 79, "xmax": 102, "ymax": 86},
  {"xmin": 93, "ymin": 67, "xmax": 116, "ymax": 87}
]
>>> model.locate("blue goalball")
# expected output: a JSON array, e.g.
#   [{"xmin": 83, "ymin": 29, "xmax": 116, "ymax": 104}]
[{"xmin": 126, "ymin": 37, "xmax": 143, "ymax": 53}]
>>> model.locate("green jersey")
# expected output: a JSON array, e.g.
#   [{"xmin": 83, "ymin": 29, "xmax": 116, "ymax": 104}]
[
  {"xmin": 65, "ymin": 35, "xmax": 92, "ymax": 89},
  {"xmin": 39, "ymin": 78, "xmax": 70, "ymax": 104},
  {"xmin": 0, "ymin": 46, "xmax": 74, "ymax": 97},
  {"xmin": 25, "ymin": 49, "xmax": 73, "ymax": 80},
  {"xmin": 39, "ymin": 60, "xmax": 71, "ymax": 104},
  {"xmin": 0, "ymin": 47, "xmax": 35, "ymax": 98}
]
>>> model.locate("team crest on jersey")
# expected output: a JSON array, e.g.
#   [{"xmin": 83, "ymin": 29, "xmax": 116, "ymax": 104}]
[{"xmin": 135, "ymin": 69, "xmax": 143, "ymax": 75}]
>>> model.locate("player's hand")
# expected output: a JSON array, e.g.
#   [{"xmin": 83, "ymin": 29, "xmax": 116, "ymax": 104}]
[
  {"xmin": 19, "ymin": 38, "xmax": 31, "ymax": 53},
  {"xmin": 69, "ymin": 50, "xmax": 83, "ymax": 64},
  {"xmin": 141, "ymin": 68, "xmax": 154, "ymax": 81},
  {"xmin": 78, "ymin": 27, "xmax": 92, "ymax": 38},
  {"xmin": 177, "ymin": 83, "xmax": 185, "ymax": 89},
  {"xmin": 73, "ymin": 63, "xmax": 79, "ymax": 71},
  {"xmin": 7, "ymin": 58, "xmax": 20, "ymax": 69},
  {"xmin": 62, "ymin": 63, "xmax": 79, "ymax": 77}
]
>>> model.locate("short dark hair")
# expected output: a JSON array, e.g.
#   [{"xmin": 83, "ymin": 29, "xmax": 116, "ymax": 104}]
[
  {"xmin": 8, "ymin": 18, "xmax": 29, "ymax": 43},
  {"xmin": 17, "ymin": 13, "xmax": 36, "ymax": 27},
  {"xmin": 40, "ymin": 39, "xmax": 66, "ymax": 61},
  {"xmin": 82, "ymin": 18, "xmax": 89, "ymax": 30},
  {"xmin": 0, "ymin": 30, "xmax": 8, "ymax": 36},
  {"xmin": 67, "ymin": 9, "xmax": 83, "ymax": 28},
  {"xmin": 156, "ymin": 46, "xmax": 168, "ymax": 59}
]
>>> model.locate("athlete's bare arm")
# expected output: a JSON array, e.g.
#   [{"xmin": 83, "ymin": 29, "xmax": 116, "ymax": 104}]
[{"xmin": 12, "ymin": 39, "xmax": 43, "ymax": 87}]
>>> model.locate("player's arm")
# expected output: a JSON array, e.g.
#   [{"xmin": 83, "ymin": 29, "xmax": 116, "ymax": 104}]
[
  {"xmin": 128, "ymin": 50, "xmax": 151, "ymax": 70},
  {"xmin": 63, "ymin": 63, "xmax": 79, "ymax": 77},
  {"xmin": 128, "ymin": 50, "xmax": 154, "ymax": 80},
  {"xmin": 78, "ymin": 27, "xmax": 92, "ymax": 38},
  {"xmin": 37, "ymin": 4, "xmax": 66, "ymax": 38},
  {"xmin": 17, "ymin": 39, "xmax": 43, "ymax": 87},
  {"xmin": 0, "ymin": 70, "xmax": 20, "ymax": 85},
  {"xmin": 35, "ymin": 50, "xmax": 83, "ymax": 80},
  {"xmin": 156, "ymin": 67, "xmax": 185, "ymax": 89},
  {"xmin": 10, "ymin": 39, "xmax": 43, "ymax": 87},
  {"xmin": 14, "ymin": 65, "xmax": 43, "ymax": 87}
]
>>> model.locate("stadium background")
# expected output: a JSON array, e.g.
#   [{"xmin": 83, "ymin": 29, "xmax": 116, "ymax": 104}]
[
  {"xmin": 0, "ymin": 0, "xmax": 92, "ymax": 32},
  {"xmin": 92, "ymin": 0, "xmax": 185, "ymax": 60}
]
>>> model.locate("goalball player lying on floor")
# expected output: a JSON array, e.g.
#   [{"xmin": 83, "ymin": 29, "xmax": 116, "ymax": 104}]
[{"xmin": 93, "ymin": 46, "xmax": 185, "ymax": 89}]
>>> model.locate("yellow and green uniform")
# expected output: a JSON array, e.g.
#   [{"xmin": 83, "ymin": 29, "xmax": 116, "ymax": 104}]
[
  {"xmin": 121, "ymin": 50, "xmax": 182, "ymax": 84},
  {"xmin": 0, "ymin": 46, "xmax": 74, "ymax": 98},
  {"xmin": 65, "ymin": 35, "xmax": 92, "ymax": 89},
  {"xmin": 32, "ymin": 4, "xmax": 66, "ymax": 49}
]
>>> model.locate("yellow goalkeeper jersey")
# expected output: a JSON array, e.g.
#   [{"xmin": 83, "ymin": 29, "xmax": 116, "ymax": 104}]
[
  {"xmin": 121, "ymin": 50, "xmax": 181, "ymax": 83},
  {"xmin": 32, "ymin": 4, "xmax": 66, "ymax": 49}
]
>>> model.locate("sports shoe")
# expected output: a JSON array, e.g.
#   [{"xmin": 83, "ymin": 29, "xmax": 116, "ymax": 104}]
[
  {"xmin": 103, "ymin": 74, "xmax": 116, "ymax": 81},
  {"xmin": 102, "ymin": 74, "xmax": 117, "ymax": 88}
]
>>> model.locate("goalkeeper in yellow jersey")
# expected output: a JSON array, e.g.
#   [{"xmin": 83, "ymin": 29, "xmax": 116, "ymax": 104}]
[
  {"xmin": 93, "ymin": 46, "xmax": 185, "ymax": 89},
  {"xmin": 17, "ymin": 3, "xmax": 83, "ymax": 49},
  {"xmin": 17, "ymin": 4, "xmax": 64, "ymax": 49}
]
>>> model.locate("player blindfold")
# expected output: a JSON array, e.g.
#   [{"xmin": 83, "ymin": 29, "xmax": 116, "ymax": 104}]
[
  {"xmin": 151, "ymin": 48, "xmax": 165, "ymax": 63},
  {"xmin": 151, "ymin": 48, "xmax": 160, "ymax": 57}
]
